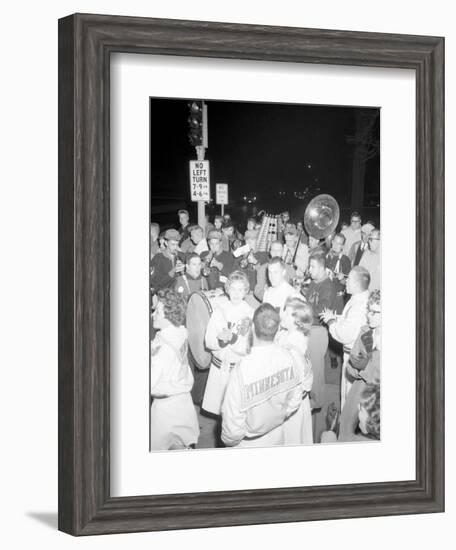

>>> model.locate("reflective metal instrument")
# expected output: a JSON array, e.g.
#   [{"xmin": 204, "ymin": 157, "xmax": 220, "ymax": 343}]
[{"xmin": 304, "ymin": 194, "xmax": 340, "ymax": 240}]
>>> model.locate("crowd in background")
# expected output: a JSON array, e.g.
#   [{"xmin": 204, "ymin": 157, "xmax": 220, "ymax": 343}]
[{"xmin": 150, "ymin": 207, "xmax": 381, "ymax": 450}]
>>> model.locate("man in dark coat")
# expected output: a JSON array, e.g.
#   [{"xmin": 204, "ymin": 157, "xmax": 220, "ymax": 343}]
[
  {"xmin": 326, "ymin": 233, "xmax": 351, "ymax": 313},
  {"xmin": 150, "ymin": 229, "xmax": 185, "ymax": 293},
  {"xmin": 200, "ymin": 230, "xmax": 237, "ymax": 290}
]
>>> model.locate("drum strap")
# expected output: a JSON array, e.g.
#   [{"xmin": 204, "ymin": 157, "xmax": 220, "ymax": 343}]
[{"xmin": 183, "ymin": 275, "xmax": 208, "ymax": 294}]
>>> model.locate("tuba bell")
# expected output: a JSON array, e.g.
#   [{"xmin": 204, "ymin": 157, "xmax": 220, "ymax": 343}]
[{"xmin": 304, "ymin": 194, "xmax": 340, "ymax": 240}]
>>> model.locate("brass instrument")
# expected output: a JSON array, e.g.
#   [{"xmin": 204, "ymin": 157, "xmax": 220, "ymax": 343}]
[
  {"xmin": 202, "ymin": 251, "xmax": 215, "ymax": 277},
  {"xmin": 304, "ymin": 194, "xmax": 340, "ymax": 240}
]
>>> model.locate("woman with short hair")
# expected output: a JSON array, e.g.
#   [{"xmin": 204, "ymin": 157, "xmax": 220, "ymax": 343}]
[
  {"xmin": 150, "ymin": 289, "xmax": 199, "ymax": 450},
  {"xmin": 202, "ymin": 271, "xmax": 254, "ymax": 416}
]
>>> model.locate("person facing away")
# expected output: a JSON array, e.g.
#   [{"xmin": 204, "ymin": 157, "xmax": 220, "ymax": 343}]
[
  {"xmin": 221, "ymin": 303, "xmax": 303, "ymax": 448},
  {"xmin": 173, "ymin": 252, "xmax": 209, "ymax": 299},
  {"xmin": 254, "ymin": 241, "xmax": 295, "ymax": 302},
  {"xmin": 275, "ymin": 298, "xmax": 314, "ymax": 445},
  {"xmin": 319, "ymin": 265, "xmax": 370, "ymax": 409},
  {"xmin": 263, "ymin": 257, "xmax": 301, "ymax": 312},
  {"xmin": 150, "ymin": 289, "xmax": 200, "ymax": 450}
]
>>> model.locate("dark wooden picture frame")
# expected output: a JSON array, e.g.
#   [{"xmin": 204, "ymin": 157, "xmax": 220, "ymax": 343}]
[{"xmin": 58, "ymin": 13, "xmax": 445, "ymax": 536}]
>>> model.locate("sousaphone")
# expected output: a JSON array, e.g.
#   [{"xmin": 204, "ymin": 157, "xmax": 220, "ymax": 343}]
[{"xmin": 304, "ymin": 194, "xmax": 340, "ymax": 240}]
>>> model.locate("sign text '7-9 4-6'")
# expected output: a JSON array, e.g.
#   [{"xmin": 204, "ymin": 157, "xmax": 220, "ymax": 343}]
[{"xmin": 189, "ymin": 160, "xmax": 210, "ymax": 202}]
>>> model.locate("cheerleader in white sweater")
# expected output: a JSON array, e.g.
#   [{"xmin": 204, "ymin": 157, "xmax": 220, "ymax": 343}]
[
  {"xmin": 150, "ymin": 289, "xmax": 199, "ymax": 450},
  {"xmin": 275, "ymin": 297, "xmax": 314, "ymax": 445},
  {"xmin": 202, "ymin": 271, "xmax": 254, "ymax": 416}
]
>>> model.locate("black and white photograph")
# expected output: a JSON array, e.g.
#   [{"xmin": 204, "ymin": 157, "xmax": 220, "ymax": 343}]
[{"xmin": 149, "ymin": 98, "xmax": 381, "ymax": 451}]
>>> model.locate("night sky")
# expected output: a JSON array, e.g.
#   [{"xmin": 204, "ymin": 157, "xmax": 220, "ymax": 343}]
[{"xmin": 150, "ymin": 98, "xmax": 380, "ymax": 227}]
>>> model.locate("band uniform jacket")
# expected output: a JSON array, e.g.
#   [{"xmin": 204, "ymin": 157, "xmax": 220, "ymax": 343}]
[
  {"xmin": 200, "ymin": 249, "xmax": 237, "ymax": 289},
  {"xmin": 174, "ymin": 273, "xmax": 208, "ymax": 299},
  {"xmin": 201, "ymin": 299, "xmax": 254, "ymax": 415},
  {"xmin": 326, "ymin": 251, "xmax": 351, "ymax": 313},
  {"xmin": 302, "ymin": 276, "xmax": 337, "ymax": 325},
  {"xmin": 235, "ymin": 250, "xmax": 269, "ymax": 292},
  {"xmin": 150, "ymin": 325, "xmax": 200, "ymax": 450},
  {"xmin": 275, "ymin": 329, "xmax": 314, "ymax": 445},
  {"xmin": 221, "ymin": 343, "xmax": 303, "ymax": 448}
]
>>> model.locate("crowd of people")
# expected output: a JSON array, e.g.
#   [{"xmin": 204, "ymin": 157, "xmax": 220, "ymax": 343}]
[{"xmin": 150, "ymin": 208, "xmax": 381, "ymax": 450}]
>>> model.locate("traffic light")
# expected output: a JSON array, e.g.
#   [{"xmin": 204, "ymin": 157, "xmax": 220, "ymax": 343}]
[{"xmin": 188, "ymin": 101, "xmax": 203, "ymax": 147}]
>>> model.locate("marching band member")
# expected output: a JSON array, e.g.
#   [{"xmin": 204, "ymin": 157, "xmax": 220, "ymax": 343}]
[
  {"xmin": 236, "ymin": 229, "xmax": 268, "ymax": 292},
  {"xmin": 221, "ymin": 220, "xmax": 237, "ymax": 252},
  {"xmin": 150, "ymin": 229, "xmax": 186, "ymax": 293},
  {"xmin": 254, "ymin": 241, "xmax": 295, "ymax": 302},
  {"xmin": 174, "ymin": 253, "xmax": 209, "ymax": 299},
  {"xmin": 276, "ymin": 298, "xmax": 314, "ymax": 445},
  {"xmin": 326, "ymin": 233, "xmax": 351, "ymax": 314},
  {"xmin": 221, "ymin": 303, "xmax": 303, "ymax": 448},
  {"xmin": 180, "ymin": 224, "xmax": 209, "ymax": 256},
  {"xmin": 320, "ymin": 266, "xmax": 370, "ymax": 409},
  {"xmin": 263, "ymin": 257, "xmax": 301, "ymax": 312},
  {"xmin": 282, "ymin": 225, "xmax": 309, "ymax": 276},
  {"xmin": 177, "ymin": 209, "xmax": 192, "ymax": 245},
  {"xmin": 201, "ymin": 271, "xmax": 254, "ymax": 416},
  {"xmin": 302, "ymin": 252, "xmax": 337, "ymax": 324},
  {"xmin": 150, "ymin": 289, "xmax": 199, "ymax": 450},
  {"xmin": 200, "ymin": 230, "xmax": 236, "ymax": 290}
]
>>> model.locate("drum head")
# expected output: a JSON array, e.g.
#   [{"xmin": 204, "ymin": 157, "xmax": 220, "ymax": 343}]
[{"xmin": 186, "ymin": 292, "xmax": 213, "ymax": 370}]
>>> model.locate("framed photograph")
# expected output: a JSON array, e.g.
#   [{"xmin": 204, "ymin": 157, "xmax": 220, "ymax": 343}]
[{"xmin": 58, "ymin": 13, "xmax": 444, "ymax": 535}]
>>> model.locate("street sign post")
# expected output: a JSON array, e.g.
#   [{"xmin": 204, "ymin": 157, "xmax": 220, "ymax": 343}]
[
  {"xmin": 189, "ymin": 160, "xmax": 210, "ymax": 202},
  {"xmin": 216, "ymin": 183, "xmax": 228, "ymax": 216}
]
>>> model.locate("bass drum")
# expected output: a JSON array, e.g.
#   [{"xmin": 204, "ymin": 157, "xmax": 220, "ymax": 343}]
[{"xmin": 186, "ymin": 290, "xmax": 228, "ymax": 370}]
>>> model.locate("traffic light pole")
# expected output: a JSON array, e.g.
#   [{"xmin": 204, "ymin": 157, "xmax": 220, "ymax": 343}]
[
  {"xmin": 188, "ymin": 100, "xmax": 208, "ymax": 229},
  {"xmin": 196, "ymin": 144, "xmax": 206, "ymax": 229}
]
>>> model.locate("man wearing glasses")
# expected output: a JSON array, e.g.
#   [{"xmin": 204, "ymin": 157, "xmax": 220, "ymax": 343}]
[{"xmin": 359, "ymin": 229, "xmax": 381, "ymax": 291}]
